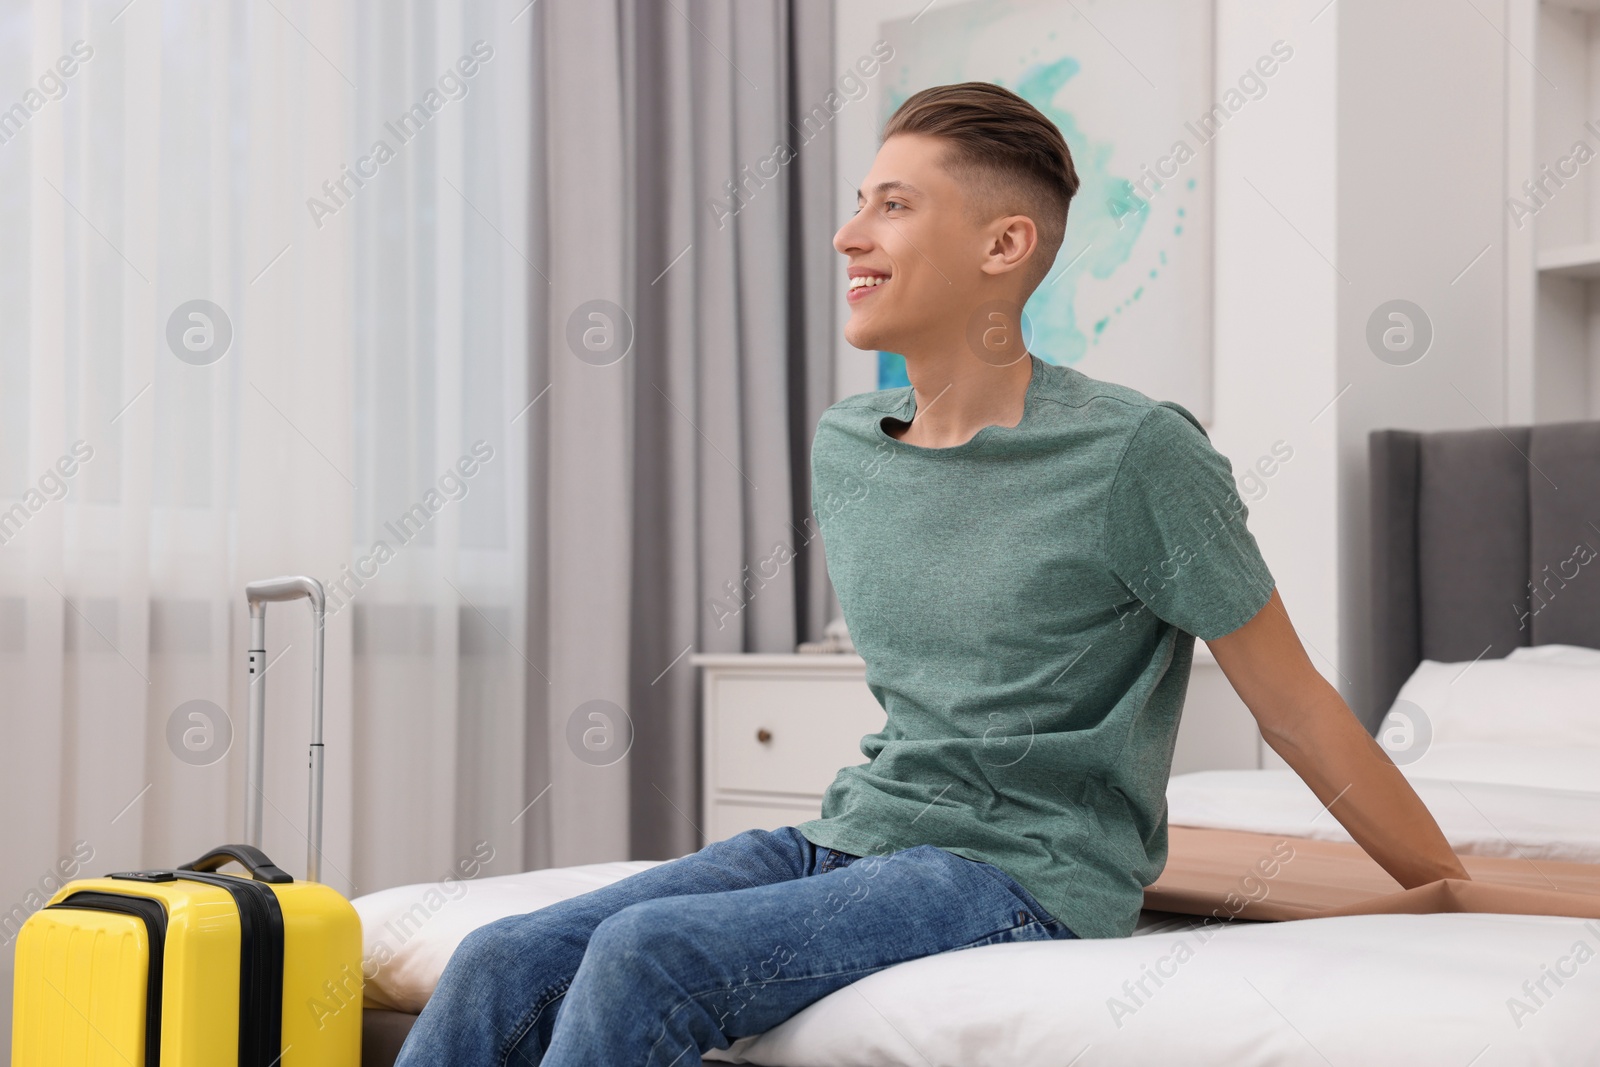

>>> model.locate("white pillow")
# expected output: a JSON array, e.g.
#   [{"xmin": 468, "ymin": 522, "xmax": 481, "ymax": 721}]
[
  {"xmin": 1507, "ymin": 643, "xmax": 1600, "ymax": 668},
  {"xmin": 1378, "ymin": 657, "xmax": 1600, "ymax": 751},
  {"xmin": 352, "ymin": 860, "xmax": 663, "ymax": 1012}
]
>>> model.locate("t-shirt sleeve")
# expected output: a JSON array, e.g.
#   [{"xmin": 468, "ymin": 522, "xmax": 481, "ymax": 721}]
[{"xmin": 1104, "ymin": 403, "xmax": 1276, "ymax": 640}]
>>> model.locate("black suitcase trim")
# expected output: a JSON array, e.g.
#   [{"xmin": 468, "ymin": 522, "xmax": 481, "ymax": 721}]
[
  {"xmin": 47, "ymin": 891, "xmax": 169, "ymax": 1067},
  {"xmin": 174, "ymin": 870, "xmax": 287, "ymax": 1067},
  {"xmin": 45, "ymin": 870, "xmax": 288, "ymax": 1067}
]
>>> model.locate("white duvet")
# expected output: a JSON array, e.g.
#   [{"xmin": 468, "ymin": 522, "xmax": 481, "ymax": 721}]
[{"xmin": 354, "ymin": 743, "xmax": 1600, "ymax": 1065}]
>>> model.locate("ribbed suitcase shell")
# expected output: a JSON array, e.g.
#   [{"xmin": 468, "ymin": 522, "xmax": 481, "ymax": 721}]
[
  {"xmin": 12, "ymin": 907, "xmax": 153, "ymax": 1066},
  {"xmin": 11, "ymin": 874, "xmax": 361, "ymax": 1066}
]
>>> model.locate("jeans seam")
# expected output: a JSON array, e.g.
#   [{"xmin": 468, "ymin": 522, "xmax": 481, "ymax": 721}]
[
  {"xmin": 972, "ymin": 860, "xmax": 1065, "ymax": 929},
  {"xmin": 953, "ymin": 917, "xmax": 1048, "ymax": 951},
  {"xmin": 496, "ymin": 976, "xmax": 571, "ymax": 1067}
]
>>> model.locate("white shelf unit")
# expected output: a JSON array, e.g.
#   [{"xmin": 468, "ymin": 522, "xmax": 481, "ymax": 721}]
[{"xmin": 1510, "ymin": 0, "xmax": 1600, "ymax": 422}]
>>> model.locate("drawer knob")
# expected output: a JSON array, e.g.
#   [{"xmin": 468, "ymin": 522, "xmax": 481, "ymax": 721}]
[{"xmin": 756, "ymin": 728, "xmax": 772, "ymax": 743}]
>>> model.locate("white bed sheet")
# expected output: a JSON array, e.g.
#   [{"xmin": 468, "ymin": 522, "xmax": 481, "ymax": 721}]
[
  {"xmin": 353, "ymin": 742, "xmax": 1600, "ymax": 1065},
  {"xmin": 354, "ymin": 861, "xmax": 1600, "ymax": 1066},
  {"xmin": 712, "ymin": 912, "xmax": 1600, "ymax": 1066}
]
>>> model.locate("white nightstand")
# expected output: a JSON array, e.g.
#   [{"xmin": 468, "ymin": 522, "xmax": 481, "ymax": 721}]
[
  {"xmin": 690, "ymin": 653, "xmax": 883, "ymax": 846},
  {"xmin": 690, "ymin": 645, "xmax": 1262, "ymax": 847}
]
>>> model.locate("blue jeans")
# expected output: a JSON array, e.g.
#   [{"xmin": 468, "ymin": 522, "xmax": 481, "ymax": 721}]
[{"xmin": 393, "ymin": 824, "xmax": 1076, "ymax": 1066}]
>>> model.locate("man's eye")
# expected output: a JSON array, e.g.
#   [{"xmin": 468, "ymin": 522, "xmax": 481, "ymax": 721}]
[{"xmin": 850, "ymin": 201, "xmax": 903, "ymax": 219}]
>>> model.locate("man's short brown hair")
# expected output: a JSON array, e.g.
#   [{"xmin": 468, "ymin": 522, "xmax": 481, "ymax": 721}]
[{"xmin": 882, "ymin": 81, "xmax": 1079, "ymax": 296}]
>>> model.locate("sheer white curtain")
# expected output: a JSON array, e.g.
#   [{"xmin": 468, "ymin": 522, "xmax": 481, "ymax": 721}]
[{"xmin": 0, "ymin": 0, "xmax": 532, "ymax": 1015}]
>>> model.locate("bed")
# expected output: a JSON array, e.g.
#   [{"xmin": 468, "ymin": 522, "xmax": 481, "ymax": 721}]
[{"xmin": 354, "ymin": 418, "xmax": 1600, "ymax": 1066}]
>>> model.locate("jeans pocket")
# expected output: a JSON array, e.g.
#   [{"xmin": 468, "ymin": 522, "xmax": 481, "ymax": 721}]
[{"xmin": 970, "ymin": 861, "xmax": 1076, "ymax": 940}]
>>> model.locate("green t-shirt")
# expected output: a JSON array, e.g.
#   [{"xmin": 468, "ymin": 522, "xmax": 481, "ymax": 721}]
[{"xmin": 795, "ymin": 353, "xmax": 1276, "ymax": 940}]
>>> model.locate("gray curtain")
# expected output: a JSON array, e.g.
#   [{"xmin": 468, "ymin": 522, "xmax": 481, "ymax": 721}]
[{"xmin": 522, "ymin": 0, "xmax": 838, "ymax": 869}]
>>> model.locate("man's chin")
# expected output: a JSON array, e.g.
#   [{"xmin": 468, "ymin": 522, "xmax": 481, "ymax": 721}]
[{"xmin": 843, "ymin": 318, "xmax": 897, "ymax": 354}]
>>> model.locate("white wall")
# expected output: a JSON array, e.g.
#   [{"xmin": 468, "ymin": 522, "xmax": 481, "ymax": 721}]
[
  {"xmin": 1209, "ymin": 0, "xmax": 1340, "ymax": 737},
  {"xmin": 832, "ymin": 0, "xmax": 919, "ymax": 399},
  {"xmin": 1333, "ymin": 0, "xmax": 1509, "ymax": 729}
]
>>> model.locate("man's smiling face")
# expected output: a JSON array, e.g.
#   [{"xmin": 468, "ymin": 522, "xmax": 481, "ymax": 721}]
[{"xmin": 834, "ymin": 132, "xmax": 995, "ymax": 356}]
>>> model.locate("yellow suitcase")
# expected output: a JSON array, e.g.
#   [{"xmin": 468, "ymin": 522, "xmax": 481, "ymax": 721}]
[{"xmin": 11, "ymin": 577, "xmax": 362, "ymax": 1067}]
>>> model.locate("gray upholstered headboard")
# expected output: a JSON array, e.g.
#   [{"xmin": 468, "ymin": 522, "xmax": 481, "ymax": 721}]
[{"xmin": 1368, "ymin": 419, "xmax": 1600, "ymax": 728}]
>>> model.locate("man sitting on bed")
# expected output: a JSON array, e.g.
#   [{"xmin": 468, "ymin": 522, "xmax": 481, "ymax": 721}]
[{"xmin": 395, "ymin": 81, "xmax": 1471, "ymax": 1067}]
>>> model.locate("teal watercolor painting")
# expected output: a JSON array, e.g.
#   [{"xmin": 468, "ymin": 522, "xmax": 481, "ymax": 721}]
[{"xmin": 874, "ymin": 0, "xmax": 1213, "ymax": 422}]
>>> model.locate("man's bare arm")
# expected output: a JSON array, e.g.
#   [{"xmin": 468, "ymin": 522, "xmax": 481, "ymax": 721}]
[{"xmin": 1205, "ymin": 586, "xmax": 1470, "ymax": 887}]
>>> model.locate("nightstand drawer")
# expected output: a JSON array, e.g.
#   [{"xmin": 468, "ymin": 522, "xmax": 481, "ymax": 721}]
[
  {"xmin": 710, "ymin": 673, "xmax": 882, "ymax": 796},
  {"xmin": 707, "ymin": 798, "xmax": 825, "ymax": 843}
]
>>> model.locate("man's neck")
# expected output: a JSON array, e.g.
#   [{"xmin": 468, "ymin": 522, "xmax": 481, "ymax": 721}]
[{"xmin": 891, "ymin": 347, "xmax": 1034, "ymax": 449}]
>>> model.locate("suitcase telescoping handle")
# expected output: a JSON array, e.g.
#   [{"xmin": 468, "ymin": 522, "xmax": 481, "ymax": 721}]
[{"xmin": 245, "ymin": 575, "xmax": 327, "ymax": 884}]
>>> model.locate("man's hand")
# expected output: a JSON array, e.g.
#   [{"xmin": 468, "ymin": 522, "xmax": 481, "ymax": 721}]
[{"xmin": 1205, "ymin": 586, "xmax": 1471, "ymax": 887}]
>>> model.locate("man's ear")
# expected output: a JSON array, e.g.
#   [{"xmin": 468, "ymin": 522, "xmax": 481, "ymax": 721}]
[{"xmin": 980, "ymin": 215, "xmax": 1039, "ymax": 278}]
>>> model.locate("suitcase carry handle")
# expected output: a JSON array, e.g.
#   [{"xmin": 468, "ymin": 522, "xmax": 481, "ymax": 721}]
[
  {"xmin": 245, "ymin": 576, "xmax": 327, "ymax": 884},
  {"xmin": 179, "ymin": 843, "xmax": 294, "ymax": 884}
]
